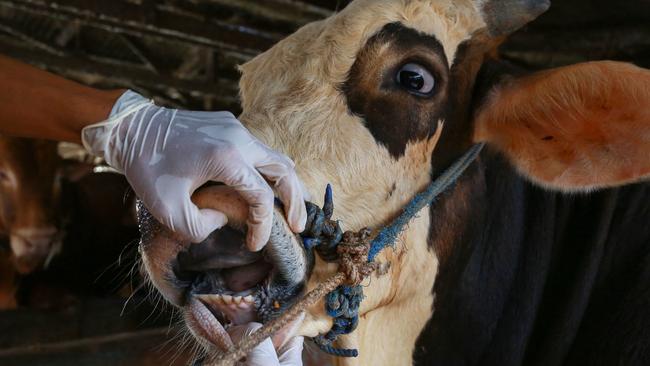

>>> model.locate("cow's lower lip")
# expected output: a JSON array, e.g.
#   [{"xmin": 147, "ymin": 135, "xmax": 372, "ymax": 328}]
[
  {"xmin": 186, "ymin": 284, "xmax": 264, "ymax": 352},
  {"xmin": 185, "ymin": 267, "xmax": 303, "ymax": 352}
]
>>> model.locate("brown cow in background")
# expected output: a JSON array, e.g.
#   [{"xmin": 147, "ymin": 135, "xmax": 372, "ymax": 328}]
[
  {"xmin": 0, "ymin": 136, "xmax": 139, "ymax": 309},
  {"xmin": 0, "ymin": 137, "xmax": 63, "ymax": 275}
]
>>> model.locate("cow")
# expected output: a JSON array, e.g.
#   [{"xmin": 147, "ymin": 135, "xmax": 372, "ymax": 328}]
[
  {"xmin": 0, "ymin": 137, "xmax": 64, "ymax": 275},
  {"xmin": 137, "ymin": 0, "xmax": 650, "ymax": 365},
  {"xmin": 0, "ymin": 136, "xmax": 139, "ymax": 309}
]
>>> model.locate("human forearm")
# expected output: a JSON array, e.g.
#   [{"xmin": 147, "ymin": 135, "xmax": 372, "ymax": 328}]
[{"xmin": 0, "ymin": 55, "xmax": 124, "ymax": 143}]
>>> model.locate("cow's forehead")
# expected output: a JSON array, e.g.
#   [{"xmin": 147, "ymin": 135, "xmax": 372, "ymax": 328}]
[{"xmin": 329, "ymin": 0, "xmax": 486, "ymax": 65}]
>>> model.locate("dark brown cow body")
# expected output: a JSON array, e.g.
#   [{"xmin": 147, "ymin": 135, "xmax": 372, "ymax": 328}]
[{"xmin": 417, "ymin": 148, "xmax": 650, "ymax": 365}]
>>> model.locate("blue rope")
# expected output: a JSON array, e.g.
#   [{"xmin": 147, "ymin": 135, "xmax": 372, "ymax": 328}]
[
  {"xmin": 368, "ymin": 143, "xmax": 485, "ymax": 261},
  {"xmin": 314, "ymin": 341, "xmax": 359, "ymax": 357},
  {"xmin": 304, "ymin": 143, "xmax": 484, "ymax": 357}
]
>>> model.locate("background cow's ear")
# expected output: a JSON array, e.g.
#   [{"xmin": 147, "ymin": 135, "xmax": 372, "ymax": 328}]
[{"xmin": 473, "ymin": 61, "xmax": 650, "ymax": 191}]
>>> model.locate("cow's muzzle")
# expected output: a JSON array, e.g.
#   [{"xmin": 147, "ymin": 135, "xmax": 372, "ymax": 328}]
[
  {"xmin": 137, "ymin": 185, "xmax": 313, "ymax": 354},
  {"xmin": 9, "ymin": 226, "xmax": 62, "ymax": 274}
]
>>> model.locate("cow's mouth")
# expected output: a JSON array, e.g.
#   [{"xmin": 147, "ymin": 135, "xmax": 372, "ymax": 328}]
[
  {"xmin": 138, "ymin": 185, "xmax": 313, "ymax": 354},
  {"xmin": 176, "ymin": 226, "xmax": 297, "ymax": 348}
]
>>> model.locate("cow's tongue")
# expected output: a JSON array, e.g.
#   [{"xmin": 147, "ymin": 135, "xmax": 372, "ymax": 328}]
[{"xmin": 222, "ymin": 261, "xmax": 273, "ymax": 292}]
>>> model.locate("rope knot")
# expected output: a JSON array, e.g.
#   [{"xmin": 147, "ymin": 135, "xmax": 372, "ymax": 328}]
[{"xmin": 337, "ymin": 228, "xmax": 377, "ymax": 286}]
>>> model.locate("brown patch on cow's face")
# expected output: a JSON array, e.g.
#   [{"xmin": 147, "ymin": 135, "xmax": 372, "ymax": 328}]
[{"xmin": 343, "ymin": 22, "xmax": 450, "ymax": 158}]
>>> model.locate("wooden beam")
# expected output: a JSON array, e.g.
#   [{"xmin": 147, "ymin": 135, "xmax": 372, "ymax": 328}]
[
  {"xmin": 0, "ymin": 0, "xmax": 281, "ymax": 54},
  {"xmin": 0, "ymin": 35, "xmax": 241, "ymax": 108},
  {"xmin": 202, "ymin": 0, "xmax": 331, "ymax": 28},
  {"xmin": 502, "ymin": 25, "xmax": 650, "ymax": 69},
  {"xmin": 297, "ymin": 0, "xmax": 352, "ymax": 11}
]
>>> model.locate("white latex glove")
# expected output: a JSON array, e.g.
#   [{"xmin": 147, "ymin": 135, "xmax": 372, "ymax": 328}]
[
  {"xmin": 227, "ymin": 323, "xmax": 304, "ymax": 366},
  {"xmin": 82, "ymin": 90, "xmax": 306, "ymax": 248}
]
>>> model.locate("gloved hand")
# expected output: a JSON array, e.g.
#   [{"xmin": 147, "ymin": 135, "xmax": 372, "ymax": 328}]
[
  {"xmin": 81, "ymin": 90, "xmax": 306, "ymax": 248},
  {"xmin": 227, "ymin": 323, "xmax": 304, "ymax": 366}
]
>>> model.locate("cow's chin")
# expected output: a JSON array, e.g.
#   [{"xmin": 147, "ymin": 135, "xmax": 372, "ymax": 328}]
[{"xmin": 137, "ymin": 185, "xmax": 313, "ymax": 356}]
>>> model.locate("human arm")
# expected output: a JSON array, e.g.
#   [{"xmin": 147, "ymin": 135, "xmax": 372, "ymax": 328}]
[{"xmin": 0, "ymin": 55, "xmax": 123, "ymax": 143}]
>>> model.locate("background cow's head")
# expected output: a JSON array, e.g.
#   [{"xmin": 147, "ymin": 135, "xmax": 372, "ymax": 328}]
[
  {"xmin": 0, "ymin": 137, "xmax": 65, "ymax": 274},
  {"xmin": 138, "ymin": 0, "xmax": 650, "ymax": 364}
]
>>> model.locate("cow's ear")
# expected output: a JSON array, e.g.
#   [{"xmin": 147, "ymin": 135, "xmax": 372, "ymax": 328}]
[{"xmin": 473, "ymin": 61, "xmax": 650, "ymax": 191}]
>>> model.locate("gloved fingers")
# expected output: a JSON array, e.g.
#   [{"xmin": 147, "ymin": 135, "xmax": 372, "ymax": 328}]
[
  {"xmin": 254, "ymin": 149, "xmax": 307, "ymax": 233},
  {"xmin": 141, "ymin": 176, "xmax": 229, "ymax": 243},
  {"xmin": 217, "ymin": 165, "xmax": 274, "ymax": 252},
  {"xmin": 227, "ymin": 323, "xmax": 281, "ymax": 366},
  {"xmin": 163, "ymin": 203, "xmax": 228, "ymax": 243},
  {"xmin": 187, "ymin": 208, "xmax": 229, "ymax": 243},
  {"xmin": 277, "ymin": 336, "xmax": 304, "ymax": 366}
]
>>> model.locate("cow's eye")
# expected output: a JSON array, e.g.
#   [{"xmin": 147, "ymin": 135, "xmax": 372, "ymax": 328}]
[{"xmin": 396, "ymin": 63, "xmax": 435, "ymax": 96}]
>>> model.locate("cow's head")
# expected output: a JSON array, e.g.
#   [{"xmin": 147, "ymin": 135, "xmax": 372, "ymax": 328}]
[
  {"xmin": 138, "ymin": 0, "xmax": 650, "ymax": 363},
  {"xmin": 0, "ymin": 137, "xmax": 64, "ymax": 274}
]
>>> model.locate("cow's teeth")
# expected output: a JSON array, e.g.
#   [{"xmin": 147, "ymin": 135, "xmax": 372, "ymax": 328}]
[
  {"xmin": 196, "ymin": 294, "xmax": 221, "ymax": 305},
  {"xmin": 233, "ymin": 296, "xmax": 242, "ymax": 304},
  {"xmin": 243, "ymin": 295, "xmax": 254, "ymax": 303},
  {"xmin": 222, "ymin": 294, "xmax": 233, "ymax": 304}
]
